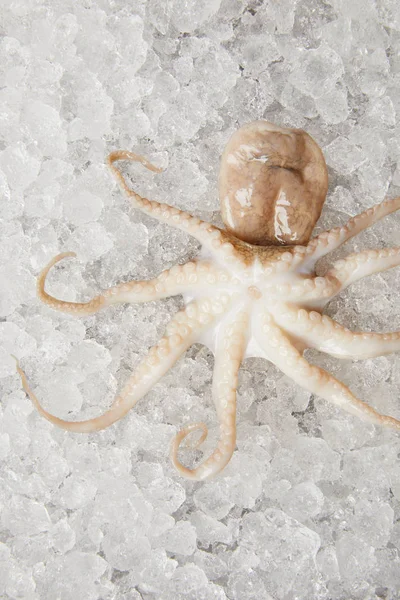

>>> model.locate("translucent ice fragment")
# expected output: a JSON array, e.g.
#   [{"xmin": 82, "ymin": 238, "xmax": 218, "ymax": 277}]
[
  {"xmin": 23, "ymin": 100, "xmax": 67, "ymax": 157},
  {"xmin": 164, "ymin": 521, "xmax": 197, "ymax": 556},
  {"xmin": 2, "ymin": 496, "xmax": 51, "ymax": 536},
  {"xmin": 324, "ymin": 136, "xmax": 367, "ymax": 176},
  {"xmin": 63, "ymin": 190, "xmax": 103, "ymax": 225},
  {"xmin": 171, "ymin": 0, "xmax": 222, "ymax": 33},
  {"xmin": 289, "ymin": 44, "xmax": 344, "ymax": 99},
  {"xmin": 280, "ymin": 481, "xmax": 324, "ymax": 520},
  {"xmin": 0, "ymin": 142, "xmax": 41, "ymax": 192}
]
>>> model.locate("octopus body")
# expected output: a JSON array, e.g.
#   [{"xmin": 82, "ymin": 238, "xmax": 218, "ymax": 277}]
[{"xmin": 16, "ymin": 121, "xmax": 400, "ymax": 481}]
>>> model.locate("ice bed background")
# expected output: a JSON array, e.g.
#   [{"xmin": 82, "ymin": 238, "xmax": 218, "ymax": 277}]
[{"xmin": 1, "ymin": 1, "xmax": 400, "ymax": 599}]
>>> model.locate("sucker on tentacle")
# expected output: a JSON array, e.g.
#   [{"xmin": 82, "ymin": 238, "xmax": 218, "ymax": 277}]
[
  {"xmin": 171, "ymin": 309, "xmax": 249, "ymax": 480},
  {"xmin": 15, "ymin": 295, "xmax": 231, "ymax": 434},
  {"xmin": 304, "ymin": 196, "xmax": 400, "ymax": 266},
  {"xmin": 255, "ymin": 311, "xmax": 400, "ymax": 430},
  {"xmin": 108, "ymin": 151, "xmax": 246, "ymax": 271},
  {"xmin": 327, "ymin": 246, "xmax": 400, "ymax": 289},
  {"xmin": 274, "ymin": 305, "xmax": 400, "ymax": 360},
  {"xmin": 37, "ymin": 252, "xmax": 236, "ymax": 316},
  {"xmin": 15, "ymin": 120, "xmax": 400, "ymax": 481}
]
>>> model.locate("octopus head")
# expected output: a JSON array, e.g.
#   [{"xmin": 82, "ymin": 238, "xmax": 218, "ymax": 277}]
[{"xmin": 219, "ymin": 120, "xmax": 329, "ymax": 247}]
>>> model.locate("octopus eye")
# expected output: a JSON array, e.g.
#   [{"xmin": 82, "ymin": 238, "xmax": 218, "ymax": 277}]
[{"xmin": 218, "ymin": 120, "xmax": 328, "ymax": 246}]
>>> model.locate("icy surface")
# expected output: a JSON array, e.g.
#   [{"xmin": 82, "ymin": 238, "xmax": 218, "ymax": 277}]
[{"xmin": 1, "ymin": 1, "xmax": 400, "ymax": 599}]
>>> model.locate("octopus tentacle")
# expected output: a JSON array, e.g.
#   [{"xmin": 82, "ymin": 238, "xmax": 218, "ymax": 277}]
[
  {"xmin": 171, "ymin": 309, "xmax": 249, "ymax": 481},
  {"xmin": 285, "ymin": 247, "xmax": 400, "ymax": 308},
  {"xmin": 327, "ymin": 247, "xmax": 400, "ymax": 290},
  {"xmin": 304, "ymin": 196, "xmax": 400, "ymax": 265},
  {"xmin": 255, "ymin": 311, "xmax": 400, "ymax": 430},
  {"xmin": 285, "ymin": 274, "xmax": 339, "ymax": 304},
  {"xmin": 14, "ymin": 295, "xmax": 231, "ymax": 434},
  {"xmin": 108, "ymin": 151, "xmax": 241, "ymax": 265},
  {"xmin": 274, "ymin": 304, "xmax": 400, "ymax": 360},
  {"xmin": 37, "ymin": 252, "xmax": 234, "ymax": 316}
]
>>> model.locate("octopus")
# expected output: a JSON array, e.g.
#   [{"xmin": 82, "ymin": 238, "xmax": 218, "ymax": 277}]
[{"xmin": 16, "ymin": 120, "xmax": 400, "ymax": 481}]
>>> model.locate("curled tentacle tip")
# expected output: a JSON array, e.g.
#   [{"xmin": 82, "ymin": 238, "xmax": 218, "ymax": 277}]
[
  {"xmin": 107, "ymin": 151, "xmax": 126, "ymax": 165},
  {"xmin": 173, "ymin": 422, "xmax": 208, "ymax": 450},
  {"xmin": 10, "ymin": 354, "xmax": 20, "ymax": 369},
  {"xmin": 44, "ymin": 252, "xmax": 77, "ymax": 268},
  {"xmin": 11, "ymin": 355, "xmax": 25, "ymax": 380},
  {"xmin": 184, "ymin": 423, "xmax": 208, "ymax": 449},
  {"xmin": 169, "ymin": 423, "xmax": 209, "ymax": 480},
  {"xmin": 170, "ymin": 423, "xmax": 208, "ymax": 481},
  {"xmin": 107, "ymin": 150, "xmax": 163, "ymax": 174}
]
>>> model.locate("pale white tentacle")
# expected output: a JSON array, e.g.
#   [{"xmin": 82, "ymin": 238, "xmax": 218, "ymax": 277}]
[
  {"xmin": 255, "ymin": 311, "xmax": 400, "ymax": 430},
  {"xmin": 284, "ymin": 274, "xmax": 339, "ymax": 305},
  {"xmin": 274, "ymin": 304, "xmax": 400, "ymax": 360},
  {"xmin": 285, "ymin": 247, "xmax": 400, "ymax": 309},
  {"xmin": 303, "ymin": 196, "xmax": 400, "ymax": 267},
  {"xmin": 15, "ymin": 295, "xmax": 231, "ymax": 434},
  {"xmin": 327, "ymin": 247, "xmax": 400, "ymax": 291},
  {"xmin": 108, "ymin": 151, "xmax": 242, "ymax": 268},
  {"xmin": 37, "ymin": 253, "xmax": 234, "ymax": 315},
  {"xmin": 171, "ymin": 309, "xmax": 249, "ymax": 481}
]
